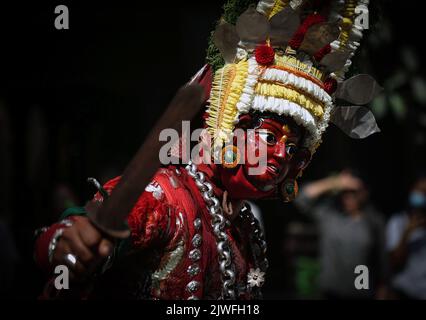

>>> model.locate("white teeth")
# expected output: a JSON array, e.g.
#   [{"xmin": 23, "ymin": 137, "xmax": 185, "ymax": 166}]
[{"xmin": 268, "ymin": 165, "xmax": 278, "ymax": 173}]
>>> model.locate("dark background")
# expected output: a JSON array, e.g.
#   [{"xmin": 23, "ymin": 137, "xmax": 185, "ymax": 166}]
[{"xmin": 0, "ymin": 1, "xmax": 424, "ymax": 298}]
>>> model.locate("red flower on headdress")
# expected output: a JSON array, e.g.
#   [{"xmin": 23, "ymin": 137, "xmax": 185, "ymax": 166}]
[
  {"xmin": 255, "ymin": 44, "xmax": 275, "ymax": 65},
  {"xmin": 324, "ymin": 78, "xmax": 338, "ymax": 94}
]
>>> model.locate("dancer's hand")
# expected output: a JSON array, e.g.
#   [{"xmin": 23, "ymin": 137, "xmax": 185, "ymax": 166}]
[{"xmin": 50, "ymin": 216, "xmax": 113, "ymax": 282}]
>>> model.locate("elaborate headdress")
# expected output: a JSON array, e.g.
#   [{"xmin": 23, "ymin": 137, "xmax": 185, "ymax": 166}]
[{"xmin": 205, "ymin": 0, "xmax": 381, "ymax": 158}]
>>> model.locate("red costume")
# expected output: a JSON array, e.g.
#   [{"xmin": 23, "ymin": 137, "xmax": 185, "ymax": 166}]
[{"xmin": 35, "ymin": 165, "xmax": 267, "ymax": 299}]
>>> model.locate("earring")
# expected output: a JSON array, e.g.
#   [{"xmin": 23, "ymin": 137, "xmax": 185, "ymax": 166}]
[
  {"xmin": 281, "ymin": 179, "xmax": 298, "ymax": 202},
  {"xmin": 221, "ymin": 145, "xmax": 241, "ymax": 169}
]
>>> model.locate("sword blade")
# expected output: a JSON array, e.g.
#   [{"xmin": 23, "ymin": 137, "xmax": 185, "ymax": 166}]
[{"xmin": 87, "ymin": 84, "xmax": 205, "ymax": 238}]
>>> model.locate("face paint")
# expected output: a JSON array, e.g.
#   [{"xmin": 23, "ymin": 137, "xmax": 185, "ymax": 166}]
[
  {"xmin": 216, "ymin": 115, "xmax": 306, "ymax": 199},
  {"xmin": 242, "ymin": 117, "xmax": 303, "ymax": 191}
]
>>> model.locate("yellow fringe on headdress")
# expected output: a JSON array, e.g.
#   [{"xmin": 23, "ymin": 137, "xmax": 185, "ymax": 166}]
[
  {"xmin": 206, "ymin": 60, "xmax": 250, "ymax": 149},
  {"xmin": 268, "ymin": 0, "xmax": 289, "ymax": 19},
  {"xmin": 255, "ymin": 82, "xmax": 324, "ymax": 118},
  {"xmin": 275, "ymin": 55, "xmax": 325, "ymax": 82}
]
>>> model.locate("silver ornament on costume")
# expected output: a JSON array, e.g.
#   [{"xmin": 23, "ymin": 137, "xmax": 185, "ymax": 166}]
[
  {"xmin": 189, "ymin": 248, "xmax": 201, "ymax": 262},
  {"xmin": 247, "ymin": 268, "xmax": 266, "ymax": 288},
  {"xmin": 186, "ymin": 280, "xmax": 200, "ymax": 293},
  {"xmin": 192, "ymin": 234, "xmax": 202, "ymax": 248},
  {"xmin": 187, "ymin": 264, "xmax": 201, "ymax": 277},
  {"xmin": 193, "ymin": 218, "xmax": 202, "ymax": 231}
]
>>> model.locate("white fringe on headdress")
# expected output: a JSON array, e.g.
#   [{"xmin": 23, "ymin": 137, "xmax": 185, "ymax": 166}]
[
  {"xmin": 235, "ymin": 57, "xmax": 261, "ymax": 115},
  {"xmin": 250, "ymin": 95, "xmax": 319, "ymax": 146},
  {"xmin": 260, "ymin": 68, "xmax": 332, "ymax": 104}
]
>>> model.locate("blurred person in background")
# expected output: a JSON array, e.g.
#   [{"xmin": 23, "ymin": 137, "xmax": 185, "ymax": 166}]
[
  {"xmin": 294, "ymin": 170, "xmax": 387, "ymax": 299},
  {"xmin": 386, "ymin": 173, "xmax": 426, "ymax": 299}
]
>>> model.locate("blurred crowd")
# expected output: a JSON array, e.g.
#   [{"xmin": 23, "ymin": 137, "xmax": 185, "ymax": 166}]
[{"xmin": 283, "ymin": 170, "xmax": 426, "ymax": 300}]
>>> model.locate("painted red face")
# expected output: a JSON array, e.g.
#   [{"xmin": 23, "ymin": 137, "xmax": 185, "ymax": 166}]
[
  {"xmin": 242, "ymin": 116, "xmax": 305, "ymax": 192},
  {"xmin": 215, "ymin": 114, "xmax": 310, "ymax": 200}
]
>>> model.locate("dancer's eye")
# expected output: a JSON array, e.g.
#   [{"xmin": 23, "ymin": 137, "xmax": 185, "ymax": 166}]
[
  {"xmin": 286, "ymin": 143, "xmax": 298, "ymax": 157},
  {"xmin": 258, "ymin": 130, "xmax": 277, "ymax": 146}
]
